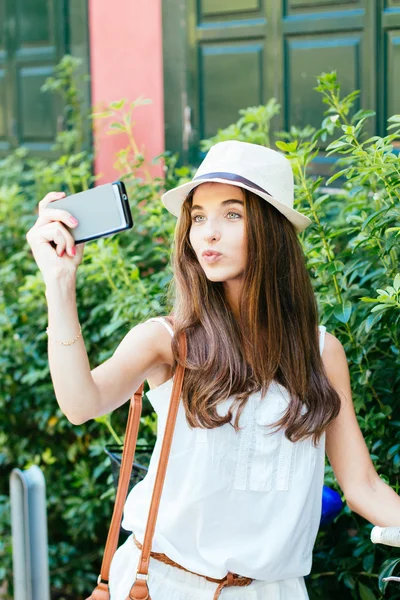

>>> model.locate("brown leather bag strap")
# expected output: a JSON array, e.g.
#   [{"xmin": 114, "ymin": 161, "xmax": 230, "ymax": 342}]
[
  {"xmin": 87, "ymin": 329, "xmax": 186, "ymax": 600},
  {"xmin": 128, "ymin": 330, "xmax": 187, "ymax": 600},
  {"xmin": 87, "ymin": 384, "xmax": 145, "ymax": 600}
]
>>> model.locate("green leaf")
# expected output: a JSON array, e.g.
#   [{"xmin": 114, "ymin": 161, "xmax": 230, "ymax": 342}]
[
  {"xmin": 109, "ymin": 121, "xmax": 125, "ymax": 131},
  {"xmin": 325, "ymin": 139, "xmax": 349, "ymax": 151},
  {"xmin": 363, "ymin": 553, "xmax": 375, "ymax": 573},
  {"xmin": 326, "ymin": 168, "xmax": 349, "ymax": 185},
  {"xmin": 131, "ymin": 97, "xmax": 152, "ymax": 107},
  {"xmin": 362, "ymin": 206, "xmax": 391, "ymax": 230},
  {"xmin": 385, "ymin": 226, "xmax": 400, "ymax": 235},
  {"xmin": 326, "ymin": 260, "xmax": 344, "ymax": 275},
  {"xmin": 333, "ymin": 300, "xmax": 352, "ymax": 323},
  {"xmin": 275, "ymin": 141, "xmax": 291, "ymax": 152},
  {"xmin": 378, "ymin": 558, "xmax": 400, "ymax": 593},
  {"xmin": 351, "ymin": 109, "xmax": 376, "ymax": 123},
  {"xmin": 110, "ymin": 99, "xmax": 126, "ymax": 110},
  {"xmin": 90, "ymin": 111, "xmax": 112, "ymax": 119},
  {"xmin": 371, "ymin": 304, "xmax": 390, "ymax": 313},
  {"xmin": 387, "ymin": 444, "xmax": 400, "ymax": 459},
  {"xmin": 358, "ymin": 581, "xmax": 377, "ymax": 600},
  {"xmin": 360, "ymin": 297, "xmax": 379, "ymax": 303}
]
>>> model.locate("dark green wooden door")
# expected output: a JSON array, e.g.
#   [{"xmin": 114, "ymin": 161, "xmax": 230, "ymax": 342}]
[
  {"xmin": 163, "ymin": 0, "xmax": 274, "ymax": 164},
  {"xmin": 0, "ymin": 0, "xmax": 89, "ymax": 158},
  {"xmin": 0, "ymin": 0, "xmax": 10, "ymax": 154},
  {"xmin": 163, "ymin": 0, "xmax": 400, "ymax": 167},
  {"xmin": 380, "ymin": 0, "xmax": 400, "ymax": 138}
]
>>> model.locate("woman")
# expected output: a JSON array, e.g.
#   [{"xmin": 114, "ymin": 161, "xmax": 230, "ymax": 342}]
[{"xmin": 27, "ymin": 141, "xmax": 400, "ymax": 599}]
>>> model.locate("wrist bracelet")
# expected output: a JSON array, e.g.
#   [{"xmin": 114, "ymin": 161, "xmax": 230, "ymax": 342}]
[{"xmin": 46, "ymin": 324, "xmax": 82, "ymax": 346}]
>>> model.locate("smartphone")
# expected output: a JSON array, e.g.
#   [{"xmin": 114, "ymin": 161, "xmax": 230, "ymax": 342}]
[{"xmin": 50, "ymin": 181, "xmax": 133, "ymax": 244}]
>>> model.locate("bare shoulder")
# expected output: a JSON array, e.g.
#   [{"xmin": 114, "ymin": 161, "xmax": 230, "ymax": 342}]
[
  {"xmin": 321, "ymin": 330, "xmax": 346, "ymax": 359},
  {"xmin": 320, "ymin": 330, "xmax": 351, "ymax": 394},
  {"xmin": 89, "ymin": 318, "xmax": 175, "ymax": 418},
  {"xmin": 140, "ymin": 318, "xmax": 175, "ymax": 389},
  {"xmin": 115, "ymin": 318, "xmax": 174, "ymax": 366},
  {"xmin": 143, "ymin": 318, "xmax": 175, "ymax": 366}
]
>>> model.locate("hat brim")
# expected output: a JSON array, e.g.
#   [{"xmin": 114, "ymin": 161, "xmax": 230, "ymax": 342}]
[{"xmin": 161, "ymin": 178, "xmax": 312, "ymax": 233}]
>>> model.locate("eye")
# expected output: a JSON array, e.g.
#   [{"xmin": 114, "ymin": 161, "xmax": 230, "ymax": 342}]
[{"xmin": 191, "ymin": 211, "xmax": 241, "ymax": 223}]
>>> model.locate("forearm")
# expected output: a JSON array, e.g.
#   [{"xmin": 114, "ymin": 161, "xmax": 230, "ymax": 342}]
[
  {"xmin": 347, "ymin": 473, "xmax": 400, "ymax": 526},
  {"xmin": 45, "ymin": 272, "xmax": 100, "ymax": 424}
]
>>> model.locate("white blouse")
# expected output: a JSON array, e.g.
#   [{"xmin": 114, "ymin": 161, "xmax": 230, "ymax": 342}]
[{"xmin": 121, "ymin": 318, "xmax": 327, "ymax": 581}]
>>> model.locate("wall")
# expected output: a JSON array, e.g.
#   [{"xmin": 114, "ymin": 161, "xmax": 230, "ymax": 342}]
[{"xmin": 88, "ymin": 0, "xmax": 164, "ymax": 183}]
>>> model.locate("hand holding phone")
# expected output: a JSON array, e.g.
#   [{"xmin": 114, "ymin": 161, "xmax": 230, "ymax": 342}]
[
  {"xmin": 26, "ymin": 181, "xmax": 133, "ymax": 286},
  {"xmin": 50, "ymin": 181, "xmax": 133, "ymax": 244}
]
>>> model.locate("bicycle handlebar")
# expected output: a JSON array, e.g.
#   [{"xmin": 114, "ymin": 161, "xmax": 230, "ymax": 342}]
[{"xmin": 370, "ymin": 526, "xmax": 400, "ymax": 547}]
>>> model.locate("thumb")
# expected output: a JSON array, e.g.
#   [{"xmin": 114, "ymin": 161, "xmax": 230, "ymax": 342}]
[{"xmin": 74, "ymin": 242, "xmax": 85, "ymax": 263}]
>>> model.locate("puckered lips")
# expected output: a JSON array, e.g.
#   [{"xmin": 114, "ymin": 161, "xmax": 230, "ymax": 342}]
[{"xmin": 202, "ymin": 249, "xmax": 223, "ymax": 263}]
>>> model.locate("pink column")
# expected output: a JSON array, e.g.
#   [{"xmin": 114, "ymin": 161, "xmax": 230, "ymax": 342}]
[{"xmin": 88, "ymin": 0, "xmax": 164, "ymax": 183}]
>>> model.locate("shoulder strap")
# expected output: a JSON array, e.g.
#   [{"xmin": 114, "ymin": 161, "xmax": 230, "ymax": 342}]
[
  {"xmin": 86, "ymin": 330, "xmax": 186, "ymax": 600},
  {"xmin": 128, "ymin": 330, "xmax": 186, "ymax": 599},
  {"xmin": 318, "ymin": 325, "xmax": 327, "ymax": 355},
  {"xmin": 147, "ymin": 317, "xmax": 174, "ymax": 338}
]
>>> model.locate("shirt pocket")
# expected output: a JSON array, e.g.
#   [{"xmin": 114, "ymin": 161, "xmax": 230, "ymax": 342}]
[{"xmin": 248, "ymin": 383, "xmax": 298, "ymax": 493}]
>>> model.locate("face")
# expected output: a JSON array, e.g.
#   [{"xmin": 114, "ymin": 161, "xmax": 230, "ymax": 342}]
[{"xmin": 188, "ymin": 182, "xmax": 247, "ymax": 287}]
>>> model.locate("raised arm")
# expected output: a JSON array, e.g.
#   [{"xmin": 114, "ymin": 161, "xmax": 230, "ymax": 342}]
[{"xmin": 27, "ymin": 191, "xmax": 172, "ymax": 425}]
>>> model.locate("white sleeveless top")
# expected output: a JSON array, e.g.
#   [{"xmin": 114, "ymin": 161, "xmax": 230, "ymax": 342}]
[{"xmin": 122, "ymin": 317, "xmax": 327, "ymax": 581}]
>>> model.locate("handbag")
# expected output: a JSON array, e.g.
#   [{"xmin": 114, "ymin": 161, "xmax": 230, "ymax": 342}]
[{"xmin": 86, "ymin": 330, "xmax": 187, "ymax": 600}]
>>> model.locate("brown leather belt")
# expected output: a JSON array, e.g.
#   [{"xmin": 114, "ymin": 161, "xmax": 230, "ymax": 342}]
[{"xmin": 133, "ymin": 535, "xmax": 253, "ymax": 600}]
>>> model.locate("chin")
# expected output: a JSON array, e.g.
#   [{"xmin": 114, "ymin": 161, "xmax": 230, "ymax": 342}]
[
  {"xmin": 205, "ymin": 274, "xmax": 226, "ymax": 282},
  {"xmin": 203, "ymin": 268, "xmax": 241, "ymax": 283}
]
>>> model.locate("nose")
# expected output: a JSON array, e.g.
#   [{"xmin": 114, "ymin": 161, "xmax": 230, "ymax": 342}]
[{"xmin": 203, "ymin": 221, "xmax": 221, "ymax": 244}]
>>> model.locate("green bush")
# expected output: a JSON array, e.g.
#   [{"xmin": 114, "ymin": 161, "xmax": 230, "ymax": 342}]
[
  {"xmin": 0, "ymin": 58, "xmax": 399, "ymax": 600},
  {"xmin": 0, "ymin": 56, "xmax": 188, "ymax": 599}
]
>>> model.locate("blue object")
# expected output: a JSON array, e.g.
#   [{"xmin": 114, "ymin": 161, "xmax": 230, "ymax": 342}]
[{"xmin": 320, "ymin": 485, "xmax": 343, "ymax": 526}]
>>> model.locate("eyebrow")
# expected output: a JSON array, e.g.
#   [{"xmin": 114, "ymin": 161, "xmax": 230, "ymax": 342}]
[{"xmin": 190, "ymin": 199, "xmax": 244, "ymax": 213}]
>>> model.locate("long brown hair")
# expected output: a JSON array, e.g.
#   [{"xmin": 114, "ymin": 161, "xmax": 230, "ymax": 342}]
[{"xmin": 167, "ymin": 186, "xmax": 341, "ymax": 445}]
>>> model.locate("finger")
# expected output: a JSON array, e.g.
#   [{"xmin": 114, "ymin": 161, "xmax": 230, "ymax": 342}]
[
  {"xmin": 38, "ymin": 191, "xmax": 66, "ymax": 216},
  {"xmin": 53, "ymin": 229, "xmax": 67, "ymax": 257},
  {"xmin": 35, "ymin": 207, "xmax": 78, "ymax": 229},
  {"xmin": 36, "ymin": 221, "xmax": 76, "ymax": 255},
  {"xmin": 73, "ymin": 242, "xmax": 85, "ymax": 261}
]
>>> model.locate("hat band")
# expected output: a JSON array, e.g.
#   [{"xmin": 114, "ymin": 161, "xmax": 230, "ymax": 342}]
[{"xmin": 193, "ymin": 172, "xmax": 272, "ymax": 197}]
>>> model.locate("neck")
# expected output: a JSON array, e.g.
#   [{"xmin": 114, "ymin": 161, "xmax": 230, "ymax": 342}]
[{"xmin": 223, "ymin": 279, "xmax": 242, "ymax": 320}]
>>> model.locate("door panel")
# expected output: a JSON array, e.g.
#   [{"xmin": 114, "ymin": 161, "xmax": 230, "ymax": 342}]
[
  {"xmin": 16, "ymin": 0, "xmax": 51, "ymax": 44},
  {"xmin": 19, "ymin": 65, "xmax": 56, "ymax": 146},
  {"xmin": 382, "ymin": 3, "xmax": 400, "ymax": 135},
  {"xmin": 0, "ymin": 0, "xmax": 90, "ymax": 158},
  {"xmin": 286, "ymin": 34, "xmax": 361, "ymax": 130},
  {"xmin": 200, "ymin": 42, "xmax": 264, "ymax": 138},
  {"xmin": 282, "ymin": 0, "xmax": 373, "ymax": 163},
  {"xmin": 0, "ymin": 68, "xmax": 6, "ymax": 142},
  {"xmin": 163, "ymin": 0, "xmax": 399, "ymax": 168},
  {"xmin": 13, "ymin": 0, "xmax": 60, "ymax": 152},
  {"xmin": 202, "ymin": 0, "xmax": 260, "ymax": 15},
  {"xmin": 0, "ymin": 0, "xmax": 9, "ymax": 150},
  {"xmin": 386, "ymin": 32, "xmax": 400, "ymax": 124},
  {"xmin": 289, "ymin": 0, "xmax": 359, "ymax": 7},
  {"xmin": 186, "ymin": 0, "xmax": 268, "ymax": 162}
]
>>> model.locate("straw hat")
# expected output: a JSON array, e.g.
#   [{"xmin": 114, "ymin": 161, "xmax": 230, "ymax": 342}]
[{"xmin": 161, "ymin": 140, "xmax": 311, "ymax": 232}]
